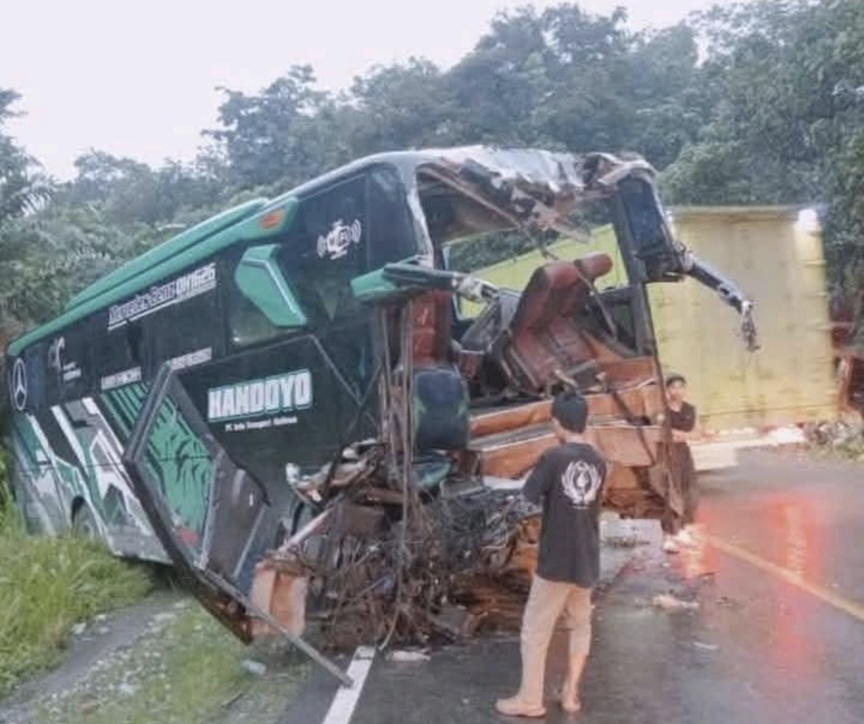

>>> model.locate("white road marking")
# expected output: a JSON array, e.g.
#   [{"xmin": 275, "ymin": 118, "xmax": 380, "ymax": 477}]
[{"xmin": 321, "ymin": 646, "xmax": 376, "ymax": 724}]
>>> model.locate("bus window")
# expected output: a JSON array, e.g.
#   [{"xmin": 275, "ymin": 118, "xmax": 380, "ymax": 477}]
[
  {"xmin": 93, "ymin": 318, "xmax": 149, "ymax": 393},
  {"xmin": 226, "ymin": 276, "xmax": 283, "ymax": 348},
  {"xmin": 275, "ymin": 176, "xmax": 379, "ymax": 395},
  {"xmin": 269, "ymin": 176, "xmax": 366, "ymax": 338},
  {"xmin": 367, "ymin": 166, "xmax": 416, "ymax": 269},
  {"xmin": 149, "ymin": 290, "xmax": 223, "ymax": 368}
]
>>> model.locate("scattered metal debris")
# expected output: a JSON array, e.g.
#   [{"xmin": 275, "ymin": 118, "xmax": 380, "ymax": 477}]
[
  {"xmin": 220, "ymin": 690, "xmax": 246, "ymax": 709},
  {"xmin": 805, "ymin": 420, "xmax": 864, "ymax": 449},
  {"xmin": 254, "ymin": 457, "xmax": 542, "ymax": 650},
  {"xmin": 716, "ymin": 595, "xmax": 743, "ymax": 609}
]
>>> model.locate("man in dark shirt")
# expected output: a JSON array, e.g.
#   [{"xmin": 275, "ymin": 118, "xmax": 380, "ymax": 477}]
[
  {"xmin": 496, "ymin": 390, "xmax": 607, "ymax": 718},
  {"xmin": 661, "ymin": 373, "xmax": 699, "ymax": 554}
]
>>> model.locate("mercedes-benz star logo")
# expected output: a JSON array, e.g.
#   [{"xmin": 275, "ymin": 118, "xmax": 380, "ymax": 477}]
[{"xmin": 10, "ymin": 358, "xmax": 27, "ymax": 412}]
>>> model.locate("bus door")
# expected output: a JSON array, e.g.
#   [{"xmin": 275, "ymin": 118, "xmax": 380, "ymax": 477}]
[{"xmin": 122, "ymin": 362, "xmax": 352, "ymax": 685}]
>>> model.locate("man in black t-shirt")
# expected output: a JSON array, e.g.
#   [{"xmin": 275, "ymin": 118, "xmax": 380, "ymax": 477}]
[{"xmin": 496, "ymin": 390, "xmax": 607, "ymax": 719}]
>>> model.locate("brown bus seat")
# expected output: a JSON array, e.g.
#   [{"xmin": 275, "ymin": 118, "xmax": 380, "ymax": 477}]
[
  {"xmin": 492, "ymin": 253, "xmax": 613, "ymax": 392},
  {"xmin": 407, "ymin": 291, "xmax": 470, "ymax": 452},
  {"xmin": 410, "ymin": 290, "xmax": 454, "ymax": 365}
]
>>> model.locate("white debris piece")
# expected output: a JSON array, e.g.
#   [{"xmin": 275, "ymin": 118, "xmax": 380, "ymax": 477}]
[
  {"xmin": 241, "ymin": 659, "xmax": 268, "ymax": 676},
  {"xmin": 652, "ymin": 593, "xmax": 700, "ymax": 611},
  {"xmin": 386, "ymin": 650, "xmax": 431, "ymax": 663}
]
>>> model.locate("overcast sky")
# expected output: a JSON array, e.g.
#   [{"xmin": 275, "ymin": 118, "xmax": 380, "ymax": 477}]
[{"xmin": 3, "ymin": 0, "xmax": 729, "ymax": 179}]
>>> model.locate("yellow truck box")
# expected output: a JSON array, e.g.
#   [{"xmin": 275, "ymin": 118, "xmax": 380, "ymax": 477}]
[{"xmin": 467, "ymin": 206, "xmax": 836, "ymax": 435}]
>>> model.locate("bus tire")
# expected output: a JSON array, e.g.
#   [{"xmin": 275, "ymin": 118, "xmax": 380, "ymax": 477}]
[{"xmin": 72, "ymin": 502, "xmax": 99, "ymax": 541}]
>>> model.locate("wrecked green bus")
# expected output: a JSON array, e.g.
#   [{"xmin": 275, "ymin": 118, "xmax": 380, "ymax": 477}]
[{"xmin": 6, "ymin": 147, "xmax": 757, "ymax": 653}]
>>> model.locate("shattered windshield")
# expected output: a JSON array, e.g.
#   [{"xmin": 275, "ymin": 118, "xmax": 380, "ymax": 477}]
[{"xmin": 418, "ymin": 169, "xmax": 629, "ymax": 296}]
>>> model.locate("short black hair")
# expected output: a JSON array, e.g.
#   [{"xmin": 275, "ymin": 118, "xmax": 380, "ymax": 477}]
[
  {"xmin": 551, "ymin": 390, "xmax": 588, "ymax": 433},
  {"xmin": 666, "ymin": 373, "xmax": 687, "ymax": 388}
]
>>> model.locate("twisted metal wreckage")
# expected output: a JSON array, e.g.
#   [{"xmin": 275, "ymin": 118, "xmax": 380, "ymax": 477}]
[{"xmin": 121, "ymin": 147, "xmax": 759, "ymax": 685}]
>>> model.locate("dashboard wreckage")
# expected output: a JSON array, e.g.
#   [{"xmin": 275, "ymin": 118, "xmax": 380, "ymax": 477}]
[{"xmin": 79, "ymin": 148, "xmax": 761, "ymax": 684}]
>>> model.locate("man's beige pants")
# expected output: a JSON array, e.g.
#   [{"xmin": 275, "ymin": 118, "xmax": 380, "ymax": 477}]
[{"xmin": 517, "ymin": 574, "xmax": 593, "ymax": 707}]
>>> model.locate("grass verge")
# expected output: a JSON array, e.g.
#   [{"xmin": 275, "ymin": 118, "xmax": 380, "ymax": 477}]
[{"xmin": 0, "ymin": 510, "xmax": 154, "ymax": 698}]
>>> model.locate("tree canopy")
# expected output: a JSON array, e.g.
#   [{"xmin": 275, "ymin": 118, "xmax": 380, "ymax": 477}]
[{"xmin": 2, "ymin": 0, "xmax": 863, "ymax": 337}]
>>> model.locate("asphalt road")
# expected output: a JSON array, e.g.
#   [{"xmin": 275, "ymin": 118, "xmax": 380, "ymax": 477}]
[{"xmin": 283, "ymin": 450, "xmax": 864, "ymax": 724}]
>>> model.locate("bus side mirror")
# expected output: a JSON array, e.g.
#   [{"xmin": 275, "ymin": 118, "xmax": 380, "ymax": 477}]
[{"xmin": 234, "ymin": 245, "xmax": 308, "ymax": 328}]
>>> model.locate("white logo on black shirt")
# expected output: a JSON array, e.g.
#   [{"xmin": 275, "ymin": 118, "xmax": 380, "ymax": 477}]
[{"xmin": 561, "ymin": 460, "xmax": 602, "ymax": 507}]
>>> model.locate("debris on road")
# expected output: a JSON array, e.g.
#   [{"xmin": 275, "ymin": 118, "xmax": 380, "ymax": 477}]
[
  {"xmin": 241, "ymin": 660, "xmax": 268, "ymax": 677},
  {"xmin": 386, "ymin": 650, "xmax": 431, "ymax": 664},
  {"xmin": 116, "ymin": 682, "xmax": 138, "ymax": 698},
  {"xmin": 716, "ymin": 595, "xmax": 744, "ymax": 609},
  {"xmin": 602, "ymin": 535, "xmax": 647, "ymax": 549},
  {"xmin": 652, "ymin": 593, "xmax": 700, "ymax": 612},
  {"xmin": 693, "ymin": 641, "xmax": 719, "ymax": 651},
  {"xmin": 251, "ymin": 460, "xmax": 543, "ymax": 651},
  {"xmin": 805, "ymin": 420, "xmax": 864, "ymax": 458}
]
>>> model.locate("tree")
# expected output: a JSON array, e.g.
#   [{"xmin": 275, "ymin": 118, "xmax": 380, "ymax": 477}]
[
  {"xmin": 0, "ymin": 89, "xmax": 56, "ymax": 340},
  {"xmin": 203, "ymin": 65, "xmax": 335, "ymax": 190},
  {"xmin": 663, "ymin": 0, "xmax": 864, "ymax": 289},
  {"xmin": 4, "ymin": 0, "xmax": 864, "ymax": 313},
  {"xmin": 348, "ymin": 58, "xmax": 458, "ymax": 151},
  {"xmin": 0, "ymin": 90, "xmax": 51, "ymax": 222},
  {"xmin": 620, "ymin": 24, "xmax": 704, "ymax": 168}
]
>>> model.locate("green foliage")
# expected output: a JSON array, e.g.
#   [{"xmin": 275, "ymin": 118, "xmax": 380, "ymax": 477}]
[
  {"xmin": 0, "ymin": 90, "xmax": 57, "ymax": 339},
  {"xmin": 0, "ymin": 520, "xmax": 153, "ymax": 697},
  {"xmin": 0, "ymin": 90, "xmax": 52, "ymax": 222},
  {"xmin": 0, "ymin": 457, "xmax": 153, "ymax": 700},
  {"xmin": 203, "ymin": 65, "xmax": 338, "ymax": 190},
  {"xmin": 447, "ymin": 231, "xmax": 544, "ymax": 274},
  {"xmin": 663, "ymin": 0, "xmax": 864, "ymax": 291},
  {"xmin": 2, "ymin": 0, "xmax": 864, "ymax": 327}
]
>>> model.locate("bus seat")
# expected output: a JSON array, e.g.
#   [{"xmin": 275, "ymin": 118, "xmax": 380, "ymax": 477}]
[
  {"xmin": 408, "ymin": 291, "xmax": 470, "ymax": 452},
  {"xmin": 491, "ymin": 253, "xmax": 613, "ymax": 392},
  {"xmin": 410, "ymin": 291, "xmax": 455, "ymax": 365}
]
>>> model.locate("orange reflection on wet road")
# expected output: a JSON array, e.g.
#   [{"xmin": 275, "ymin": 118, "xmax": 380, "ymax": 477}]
[{"xmin": 695, "ymin": 489, "xmax": 833, "ymax": 682}]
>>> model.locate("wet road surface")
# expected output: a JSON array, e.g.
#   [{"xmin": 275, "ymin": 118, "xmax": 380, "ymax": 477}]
[{"xmin": 282, "ymin": 451, "xmax": 864, "ymax": 724}]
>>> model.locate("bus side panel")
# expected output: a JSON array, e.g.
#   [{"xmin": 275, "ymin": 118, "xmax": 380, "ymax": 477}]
[
  {"xmin": 6, "ymin": 318, "xmax": 170, "ymax": 561},
  {"xmin": 61, "ymin": 394, "xmax": 167, "ymax": 561},
  {"xmin": 179, "ymin": 332, "xmax": 377, "ymax": 515},
  {"xmin": 8, "ymin": 394, "xmax": 169, "ymax": 562},
  {"xmin": 99, "ymin": 380, "xmax": 218, "ymax": 554},
  {"xmin": 9, "ymin": 410, "xmax": 76, "ymax": 536}
]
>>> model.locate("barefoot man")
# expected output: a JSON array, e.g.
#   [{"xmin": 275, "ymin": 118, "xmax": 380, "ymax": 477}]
[{"xmin": 496, "ymin": 390, "xmax": 607, "ymax": 718}]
